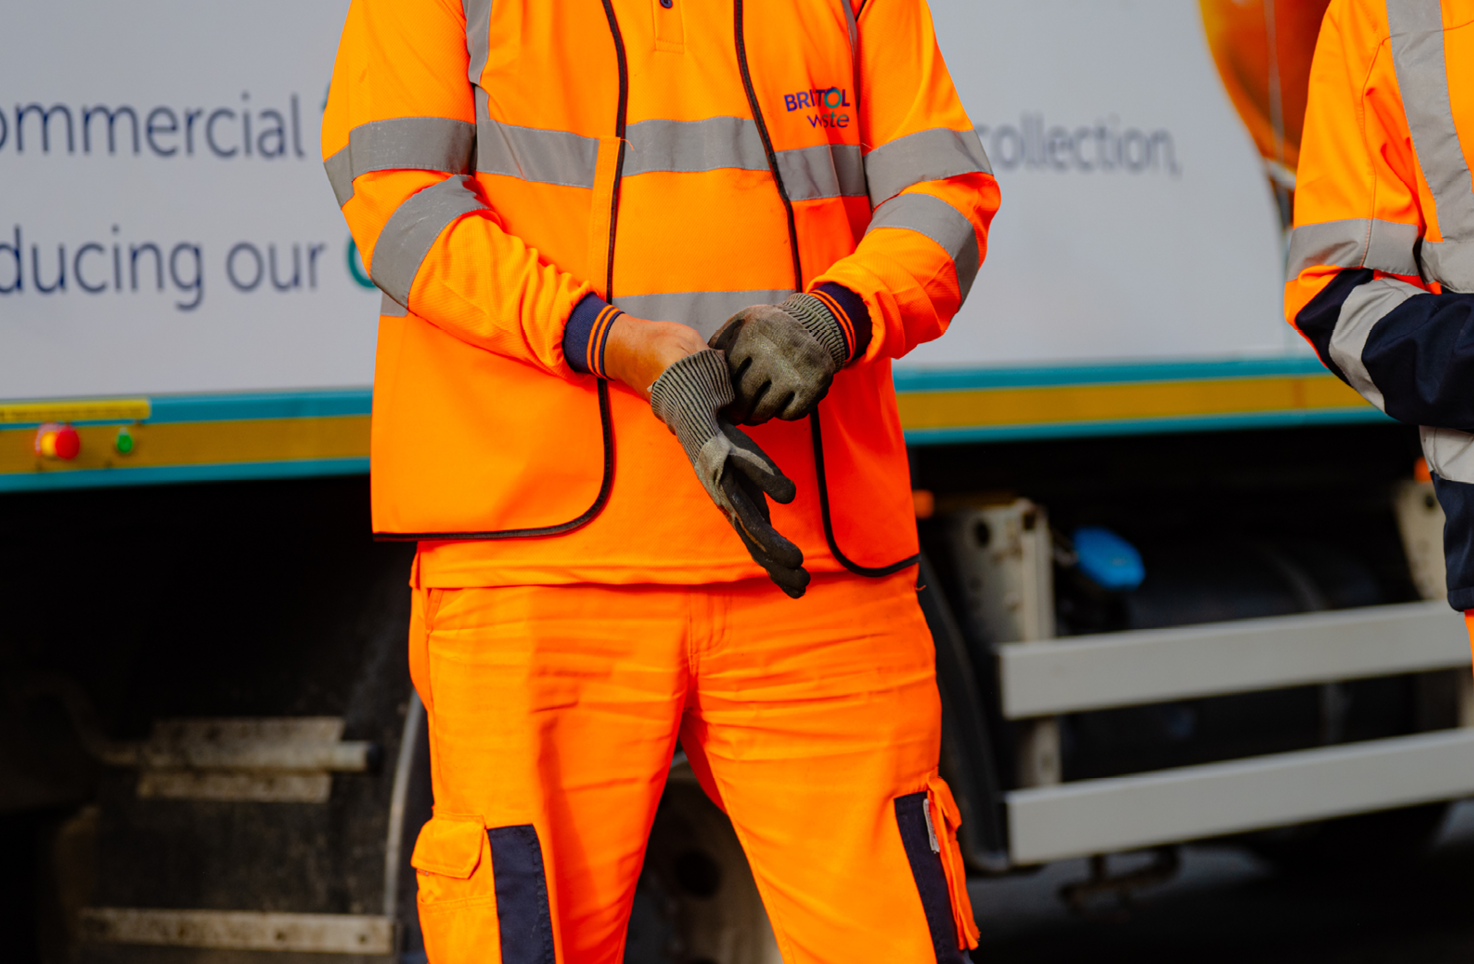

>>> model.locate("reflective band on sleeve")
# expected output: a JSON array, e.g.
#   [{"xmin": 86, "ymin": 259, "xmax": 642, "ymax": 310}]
[
  {"xmin": 1422, "ymin": 426, "xmax": 1474, "ymax": 484},
  {"xmin": 324, "ymin": 117, "xmax": 477, "ymax": 207},
  {"xmin": 867, "ymin": 192, "xmax": 981, "ymax": 301},
  {"xmin": 1423, "ymin": 240, "xmax": 1474, "ymax": 293},
  {"xmin": 624, "ymin": 117, "xmax": 769, "ymax": 175},
  {"xmin": 464, "ymin": 0, "xmax": 494, "ymax": 88},
  {"xmin": 843, "ymin": 0, "xmax": 858, "ymax": 51},
  {"xmin": 614, "ymin": 288, "xmax": 797, "ymax": 340},
  {"xmin": 476, "ymin": 109, "xmax": 601, "ymax": 189},
  {"xmin": 371, "ymin": 174, "xmax": 488, "ymax": 308},
  {"xmin": 1286, "ymin": 218, "xmax": 1422, "ymax": 277},
  {"xmin": 1388, "ymin": 1, "xmax": 1474, "ymax": 274},
  {"xmin": 1328, "ymin": 275, "xmax": 1424, "ymax": 412},
  {"xmin": 864, "ymin": 128, "xmax": 992, "ymax": 209},
  {"xmin": 380, "ymin": 292, "xmax": 408, "ymax": 318},
  {"xmin": 778, "ymin": 143, "xmax": 867, "ymax": 201}
]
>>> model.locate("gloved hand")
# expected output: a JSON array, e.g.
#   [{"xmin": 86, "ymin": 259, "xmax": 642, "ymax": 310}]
[
  {"xmin": 708, "ymin": 292, "xmax": 851, "ymax": 425},
  {"xmin": 649, "ymin": 349, "xmax": 810, "ymax": 598}
]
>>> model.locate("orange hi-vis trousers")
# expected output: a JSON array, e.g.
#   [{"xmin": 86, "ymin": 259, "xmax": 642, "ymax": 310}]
[{"xmin": 407, "ymin": 570, "xmax": 979, "ymax": 963}]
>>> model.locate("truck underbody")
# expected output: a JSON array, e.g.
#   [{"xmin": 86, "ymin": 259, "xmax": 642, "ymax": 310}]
[{"xmin": 4, "ymin": 418, "xmax": 1467, "ymax": 963}]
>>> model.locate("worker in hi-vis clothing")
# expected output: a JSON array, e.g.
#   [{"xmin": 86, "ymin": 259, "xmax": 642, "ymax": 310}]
[
  {"xmin": 325, "ymin": 0, "xmax": 997, "ymax": 959},
  {"xmin": 1287, "ymin": 0, "xmax": 1474, "ymax": 653}
]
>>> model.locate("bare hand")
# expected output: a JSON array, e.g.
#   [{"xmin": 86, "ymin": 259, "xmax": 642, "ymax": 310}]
[{"xmin": 602, "ymin": 314, "xmax": 709, "ymax": 400}]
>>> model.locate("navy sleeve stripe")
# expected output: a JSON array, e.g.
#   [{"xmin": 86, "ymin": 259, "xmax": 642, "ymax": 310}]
[
  {"xmin": 1362, "ymin": 287, "xmax": 1474, "ymax": 430},
  {"xmin": 1432, "ymin": 474, "xmax": 1474, "ymax": 610},
  {"xmin": 1292, "ymin": 267, "xmax": 1370, "ymax": 387}
]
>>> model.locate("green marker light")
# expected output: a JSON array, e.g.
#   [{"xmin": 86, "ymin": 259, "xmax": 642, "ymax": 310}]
[{"xmin": 115, "ymin": 427, "xmax": 135, "ymax": 455}]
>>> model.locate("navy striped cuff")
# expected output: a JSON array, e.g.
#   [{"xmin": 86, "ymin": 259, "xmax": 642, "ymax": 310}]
[
  {"xmin": 809, "ymin": 282, "xmax": 872, "ymax": 363},
  {"xmin": 564, "ymin": 292, "xmax": 623, "ymax": 377}
]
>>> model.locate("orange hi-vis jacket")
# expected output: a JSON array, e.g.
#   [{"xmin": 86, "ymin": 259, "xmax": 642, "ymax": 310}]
[
  {"xmin": 1286, "ymin": 0, "xmax": 1474, "ymax": 610},
  {"xmin": 324, "ymin": 0, "xmax": 998, "ymax": 588}
]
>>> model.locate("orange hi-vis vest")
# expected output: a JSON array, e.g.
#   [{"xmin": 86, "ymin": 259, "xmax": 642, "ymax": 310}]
[
  {"xmin": 1287, "ymin": 0, "xmax": 1474, "ymax": 610},
  {"xmin": 324, "ymin": 0, "xmax": 999, "ymax": 587}
]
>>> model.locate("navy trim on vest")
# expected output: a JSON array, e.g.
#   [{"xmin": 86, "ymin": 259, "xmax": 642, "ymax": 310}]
[{"xmin": 487, "ymin": 825, "xmax": 555, "ymax": 964}]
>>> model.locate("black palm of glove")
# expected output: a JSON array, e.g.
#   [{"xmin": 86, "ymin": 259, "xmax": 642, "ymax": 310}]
[
  {"xmin": 708, "ymin": 293, "xmax": 851, "ymax": 425},
  {"xmin": 649, "ymin": 350, "xmax": 811, "ymax": 598}
]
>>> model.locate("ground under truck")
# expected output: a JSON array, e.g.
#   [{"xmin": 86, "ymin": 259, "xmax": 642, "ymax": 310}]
[{"xmin": 4, "ymin": 2, "xmax": 1472, "ymax": 962}]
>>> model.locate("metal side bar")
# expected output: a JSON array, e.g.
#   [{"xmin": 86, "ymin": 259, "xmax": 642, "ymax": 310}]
[
  {"xmin": 999, "ymin": 601, "xmax": 1468, "ymax": 719},
  {"xmin": 1006, "ymin": 728, "xmax": 1474, "ymax": 864},
  {"xmin": 78, "ymin": 909, "xmax": 395, "ymax": 954}
]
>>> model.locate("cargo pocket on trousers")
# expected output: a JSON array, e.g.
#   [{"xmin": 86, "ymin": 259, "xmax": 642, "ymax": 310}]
[
  {"xmin": 411, "ymin": 817, "xmax": 556, "ymax": 964},
  {"xmin": 411, "ymin": 814, "xmax": 498, "ymax": 961},
  {"xmin": 895, "ymin": 776, "xmax": 980, "ymax": 962}
]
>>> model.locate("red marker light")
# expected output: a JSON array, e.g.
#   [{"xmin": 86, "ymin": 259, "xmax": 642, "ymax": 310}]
[{"xmin": 34, "ymin": 423, "xmax": 81, "ymax": 461}]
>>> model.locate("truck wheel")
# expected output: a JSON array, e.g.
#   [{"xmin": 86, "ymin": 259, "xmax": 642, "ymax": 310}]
[{"xmin": 627, "ymin": 780, "xmax": 782, "ymax": 964}]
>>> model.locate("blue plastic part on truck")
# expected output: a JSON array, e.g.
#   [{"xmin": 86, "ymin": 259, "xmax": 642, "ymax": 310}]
[{"xmin": 1072, "ymin": 526, "xmax": 1146, "ymax": 591}]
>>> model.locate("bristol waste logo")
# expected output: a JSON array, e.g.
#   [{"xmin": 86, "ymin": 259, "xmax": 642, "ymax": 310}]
[{"xmin": 783, "ymin": 86, "xmax": 852, "ymax": 130}]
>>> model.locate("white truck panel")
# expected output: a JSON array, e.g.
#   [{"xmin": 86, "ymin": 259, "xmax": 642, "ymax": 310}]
[
  {"xmin": 0, "ymin": 0, "xmax": 376, "ymax": 400},
  {"xmin": 915, "ymin": 0, "xmax": 1302, "ymax": 371},
  {"xmin": 0, "ymin": 1, "xmax": 1307, "ymax": 401}
]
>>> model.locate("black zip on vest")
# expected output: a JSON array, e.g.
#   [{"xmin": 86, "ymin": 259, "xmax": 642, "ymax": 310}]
[{"xmin": 734, "ymin": 0, "xmax": 919, "ymax": 578}]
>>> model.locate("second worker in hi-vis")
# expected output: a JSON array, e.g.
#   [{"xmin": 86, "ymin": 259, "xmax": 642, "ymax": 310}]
[{"xmin": 1288, "ymin": 1, "xmax": 1474, "ymax": 652}]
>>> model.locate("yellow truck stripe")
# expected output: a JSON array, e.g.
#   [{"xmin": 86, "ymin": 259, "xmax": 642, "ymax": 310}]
[
  {"xmin": 896, "ymin": 373, "xmax": 1370, "ymax": 432},
  {"xmin": 0, "ymin": 416, "xmax": 370, "ymax": 476}
]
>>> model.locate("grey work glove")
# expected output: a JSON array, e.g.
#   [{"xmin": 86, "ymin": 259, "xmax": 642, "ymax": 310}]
[
  {"xmin": 708, "ymin": 293, "xmax": 850, "ymax": 425},
  {"xmin": 650, "ymin": 350, "xmax": 810, "ymax": 599}
]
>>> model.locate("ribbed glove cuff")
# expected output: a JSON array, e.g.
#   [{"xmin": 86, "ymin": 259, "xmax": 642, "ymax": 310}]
[
  {"xmin": 781, "ymin": 293, "xmax": 850, "ymax": 369},
  {"xmin": 649, "ymin": 350, "xmax": 733, "ymax": 467}
]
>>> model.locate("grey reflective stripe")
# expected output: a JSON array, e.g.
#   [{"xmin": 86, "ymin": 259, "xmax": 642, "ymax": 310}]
[
  {"xmin": 778, "ymin": 143, "xmax": 867, "ymax": 201},
  {"xmin": 867, "ymin": 192, "xmax": 981, "ymax": 301},
  {"xmin": 865, "ymin": 128, "xmax": 992, "ymax": 209},
  {"xmin": 324, "ymin": 117, "xmax": 477, "ymax": 207},
  {"xmin": 477, "ymin": 111, "xmax": 600, "ymax": 189},
  {"xmin": 1388, "ymin": 1, "xmax": 1474, "ymax": 262},
  {"xmin": 1421, "ymin": 426, "xmax": 1474, "ymax": 484},
  {"xmin": 1285, "ymin": 218, "xmax": 1421, "ymax": 277},
  {"xmin": 372, "ymin": 174, "xmax": 487, "ymax": 307},
  {"xmin": 842, "ymin": 0, "xmax": 858, "ymax": 50},
  {"xmin": 464, "ymin": 0, "xmax": 493, "ymax": 87},
  {"xmin": 324, "ymin": 150, "xmax": 353, "ymax": 207},
  {"xmin": 380, "ymin": 292, "xmax": 408, "ymax": 317},
  {"xmin": 1328, "ymin": 275, "xmax": 1425, "ymax": 412},
  {"xmin": 624, "ymin": 117, "xmax": 865, "ymax": 198},
  {"xmin": 624, "ymin": 117, "xmax": 769, "ymax": 175},
  {"xmin": 614, "ymin": 289, "xmax": 797, "ymax": 340},
  {"xmin": 474, "ymin": 110, "xmax": 864, "ymax": 200},
  {"xmin": 1423, "ymin": 239, "xmax": 1474, "ymax": 291}
]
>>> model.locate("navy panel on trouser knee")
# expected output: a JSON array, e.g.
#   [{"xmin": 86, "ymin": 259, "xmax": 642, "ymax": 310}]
[
  {"xmin": 894, "ymin": 792, "xmax": 972, "ymax": 964},
  {"xmin": 487, "ymin": 825, "xmax": 556, "ymax": 964}
]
